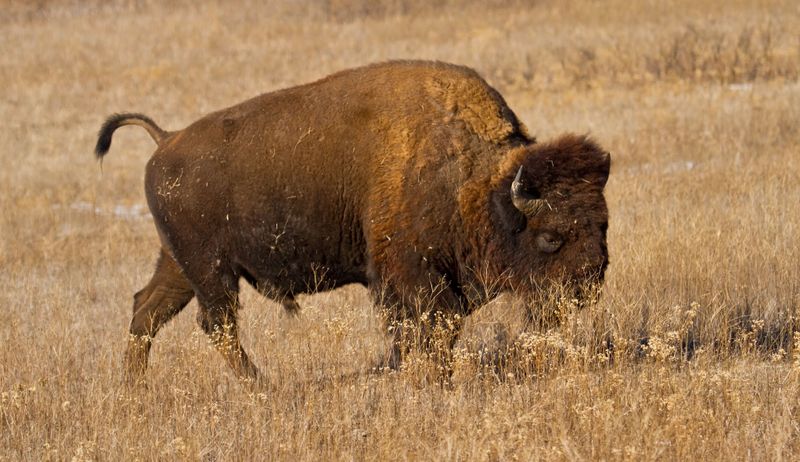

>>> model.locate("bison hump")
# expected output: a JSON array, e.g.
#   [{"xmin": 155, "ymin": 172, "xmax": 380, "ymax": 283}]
[{"xmin": 424, "ymin": 72, "xmax": 526, "ymax": 144}]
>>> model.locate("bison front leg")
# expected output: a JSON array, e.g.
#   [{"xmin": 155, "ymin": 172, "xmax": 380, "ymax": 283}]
[
  {"xmin": 374, "ymin": 316, "xmax": 404, "ymax": 372},
  {"xmin": 125, "ymin": 250, "xmax": 195, "ymax": 386},
  {"xmin": 374, "ymin": 309, "xmax": 463, "ymax": 381},
  {"xmin": 371, "ymin": 285, "xmax": 465, "ymax": 376}
]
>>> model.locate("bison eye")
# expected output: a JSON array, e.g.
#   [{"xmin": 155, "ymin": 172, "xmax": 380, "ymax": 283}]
[{"xmin": 536, "ymin": 231, "xmax": 563, "ymax": 254}]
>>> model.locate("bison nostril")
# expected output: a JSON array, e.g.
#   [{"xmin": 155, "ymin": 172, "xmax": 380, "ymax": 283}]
[{"xmin": 536, "ymin": 231, "xmax": 563, "ymax": 253}]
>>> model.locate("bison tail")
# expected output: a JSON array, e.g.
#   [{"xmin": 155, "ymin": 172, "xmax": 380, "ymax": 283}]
[{"xmin": 95, "ymin": 113, "xmax": 167, "ymax": 159}]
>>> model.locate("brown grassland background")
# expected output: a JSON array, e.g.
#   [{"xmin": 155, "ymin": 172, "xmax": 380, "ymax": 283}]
[{"xmin": 1, "ymin": 0, "xmax": 800, "ymax": 460}]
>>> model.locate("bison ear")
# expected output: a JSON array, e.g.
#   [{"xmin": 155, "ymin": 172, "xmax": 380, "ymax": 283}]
[
  {"xmin": 491, "ymin": 191, "xmax": 527, "ymax": 234},
  {"xmin": 490, "ymin": 182, "xmax": 527, "ymax": 235}
]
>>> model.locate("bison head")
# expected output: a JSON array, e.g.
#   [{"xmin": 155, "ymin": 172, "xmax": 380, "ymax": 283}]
[{"xmin": 487, "ymin": 134, "xmax": 610, "ymax": 305}]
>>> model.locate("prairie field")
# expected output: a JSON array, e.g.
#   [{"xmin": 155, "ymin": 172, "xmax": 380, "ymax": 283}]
[{"xmin": 2, "ymin": 0, "xmax": 800, "ymax": 460}]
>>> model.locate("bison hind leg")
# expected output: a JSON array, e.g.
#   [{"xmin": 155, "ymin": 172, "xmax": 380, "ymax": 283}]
[
  {"xmin": 193, "ymin": 276, "xmax": 261, "ymax": 383},
  {"xmin": 125, "ymin": 249, "xmax": 195, "ymax": 386}
]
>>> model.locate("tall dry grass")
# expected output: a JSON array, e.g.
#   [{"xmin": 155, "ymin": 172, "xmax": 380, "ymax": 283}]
[{"xmin": 1, "ymin": 0, "xmax": 799, "ymax": 460}]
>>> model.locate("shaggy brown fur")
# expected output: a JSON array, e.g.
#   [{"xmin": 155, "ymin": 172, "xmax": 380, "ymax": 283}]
[{"xmin": 95, "ymin": 60, "xmax": 610, "ymax": 383}]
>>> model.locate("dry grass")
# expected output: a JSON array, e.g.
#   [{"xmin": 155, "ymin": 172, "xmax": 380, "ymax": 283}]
[{"xmin": 2, "ymin": 0, "xmax": 800, "ymax": 459}]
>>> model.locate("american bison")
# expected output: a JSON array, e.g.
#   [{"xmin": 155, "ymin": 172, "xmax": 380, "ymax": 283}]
[{"xmin": 96, "ymin": 60, "xmax": 610, "ymax": 383}]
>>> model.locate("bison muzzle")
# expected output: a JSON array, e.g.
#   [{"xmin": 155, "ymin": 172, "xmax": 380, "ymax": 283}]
[{"xmin": 95, "ymin": 60, "xmax": 610, "ymax": 384}]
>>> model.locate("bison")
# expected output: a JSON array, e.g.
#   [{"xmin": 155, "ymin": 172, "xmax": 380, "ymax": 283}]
[{"xmin": 95, "ymin": 60, "xmax": 610, "ymax": 384}]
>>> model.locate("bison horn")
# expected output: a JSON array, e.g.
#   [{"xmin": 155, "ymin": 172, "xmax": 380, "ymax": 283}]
[{"xmin": 511, "ymin": 166, "xmax": 547, "ymax": 217}]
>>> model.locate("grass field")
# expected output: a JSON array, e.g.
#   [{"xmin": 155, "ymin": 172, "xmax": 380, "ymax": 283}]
[{"xmin": 1, "ymin": 0, "xmax": 799, "ymax": 459}]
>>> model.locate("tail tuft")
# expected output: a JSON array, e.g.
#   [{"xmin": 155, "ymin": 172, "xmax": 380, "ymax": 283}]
[{"xmin": 95, "ymin": 113, "xmax": 167, "ymax": 159}]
